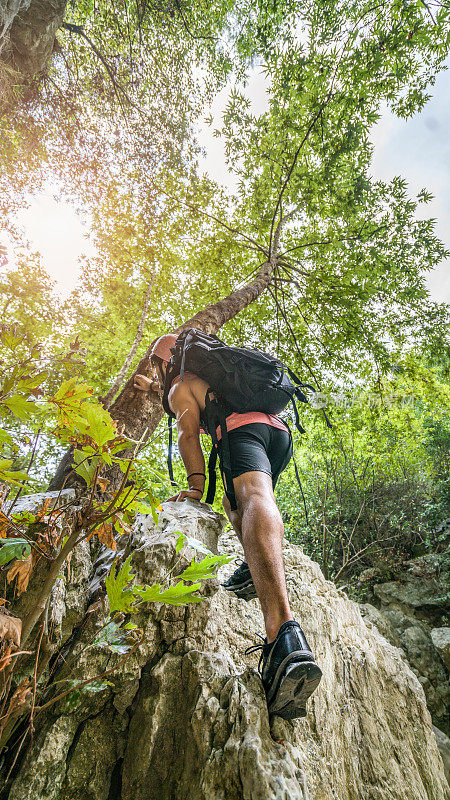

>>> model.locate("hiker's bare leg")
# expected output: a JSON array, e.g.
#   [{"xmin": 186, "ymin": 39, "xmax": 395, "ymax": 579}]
[
  {"xmin": 222, "ymin": 493, "xmax": 243, "ymax": 541},
  {"xmin": 233, "ymin": 471, "xmax": 293, "ymax": 642}
]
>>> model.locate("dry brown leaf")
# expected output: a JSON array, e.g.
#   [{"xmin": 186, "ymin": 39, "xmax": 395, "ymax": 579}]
[
  {"xmin": 96, "ymin": 522, "xmax": 117, "ymax": 550},
  {"xmin": 34, "ymin": 498, "xmax": 51, "ymax": 523},
  {"xmin": 97, "ymin": 478, "xmax": 110, "ymax": 493},
  {"xmin": 0, "ymin": 643, "xmax": 13, "ymax": 672},
  {"xmin": 0, "ymin": 510, "xmax": 12, "ymax": 539},
  {"xmin": 0, "ymin": 612, "xmax": 22, "ymax": 646},
  {"xmin": 6, "ymin": 677, "xmax": 33, "ymax": 714},
  {"xmin": 6, "ymin": 553, "xmax": 35, "ymax": 594}
]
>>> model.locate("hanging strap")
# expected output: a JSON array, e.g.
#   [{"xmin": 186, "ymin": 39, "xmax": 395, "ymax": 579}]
[
  {"xmin": 179, "ymin": 330, "xmax": 193, "ymax": 382},
  {"xmin": 167, "ymin": 416, "xmax": 178, "ymax": 487},
  {"xmin": 205, "ymin": 445, "xmax": 217, "ymax": 505},
  {"xmin": 287, "ymin": 366, "xmax": 333, "ymax": 430},
  {"xmin": 286, "ymin": 366, "xmax": 316, "ymax": 398},
  {"xmin": 283, "ymin": 420, "xmax": 309, "ymax": 524},
  {"xmin": 204, "ymin": 391, "xmax": 236, "ymax": 508},
  {"xmin": 290, "ymin": 394, "xmax": 306, "ymax": 435}
]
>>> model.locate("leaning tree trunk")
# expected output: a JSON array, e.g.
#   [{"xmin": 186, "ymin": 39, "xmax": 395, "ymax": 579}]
[
  {"xmin": 48, "ymin": 259, "xmax": 275, "ymax": 492},
  {"xmin": 0, "ymin": 0, "xmax": 67, "ymax": 115}
]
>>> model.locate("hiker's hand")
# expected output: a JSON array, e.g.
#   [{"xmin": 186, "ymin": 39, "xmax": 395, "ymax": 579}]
[
  {"xmin": 134, "ymin": 374, "xmax": 160, "ymax": 393},
  {"xmin": 167, "ymin": 489, "xmax": 203, "ymax": 502}
]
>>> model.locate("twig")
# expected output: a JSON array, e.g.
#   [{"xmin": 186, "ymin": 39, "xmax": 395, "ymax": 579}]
[
  {"xmin": 173, "ymin": 0, "xmax": 218, "ymax": 41},
  {"xmin": 159, "ymin": 189, "xmax": 268, "ymax": 255},
  {"xmin": 7, "ymin": 429, "xmax": 42, "ymax": 516},
  {"xmin": 103, "ymin": 275, "xmax": 156, "ymax": 408},
  {"xmin": 35, "ymin": 637, "xmax": 142, "ymax": 714}
]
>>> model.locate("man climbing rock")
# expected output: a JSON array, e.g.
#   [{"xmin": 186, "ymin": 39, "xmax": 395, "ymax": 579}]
[{"xmin": 134, "ymin": 332, "xmax": 322, "ymax": 720}]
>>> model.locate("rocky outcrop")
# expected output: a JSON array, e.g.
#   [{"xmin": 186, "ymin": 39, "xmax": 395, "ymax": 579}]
[
  {"xmin": 360, "ymin": 551, "xmax": 449, "ymax": 736},
  {"xmin": 3, "ymin": 498, "xmax": 449, "ymax": 799},
  {"xmin": 431, "ymin": 629, "xmax": 450, "ymax": 671}
]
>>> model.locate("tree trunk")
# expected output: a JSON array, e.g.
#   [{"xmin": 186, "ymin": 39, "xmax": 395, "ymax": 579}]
[
  {"xmin": 48, "ymin": 259, "xmax": 274, "ymax": 491},
  {"xmin": 0, "ymin": 0, "xmax": 66, "ymax": 114}
]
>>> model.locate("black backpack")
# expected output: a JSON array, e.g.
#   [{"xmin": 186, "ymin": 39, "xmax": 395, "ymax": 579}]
[{"xmin": 162, "ymin": 328, "xmax": 329, "ymax": 504}]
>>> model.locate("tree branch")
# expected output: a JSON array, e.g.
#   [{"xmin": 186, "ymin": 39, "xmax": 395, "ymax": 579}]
[{"xmin": 103, "ymin": 274, "xmax": 155, "ymax": 408}]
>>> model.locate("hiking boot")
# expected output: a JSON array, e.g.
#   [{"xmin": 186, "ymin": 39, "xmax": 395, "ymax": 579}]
[
  {"xmin": 221, "ymin": 560, "xmax": 257, "ymax": 601},
  {"xmin": 246, "ymin": 620, "xmax": 322, "ymax": 719}
]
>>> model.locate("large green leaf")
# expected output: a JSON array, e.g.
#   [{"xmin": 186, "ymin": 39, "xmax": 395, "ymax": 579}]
[
  {"xmin": 71, "ymin": 449, "xmax": 98, "ymax": 487},
  {"xmin": 2, "ymin": 395, "xmax": 35, "ymax": 419},
  {"xmin": 134, "ymin": 580, "xmax": 203, "ymax": 605},
  {"xmin": 78, "ymin": 402, "xmax": 117, "ymax": 447},
  {"xmin": 0, "ymin": 538, "xmax": 31, "ymax": 566},
  {"xmin": 178, "ymin": 554, "xmax": 232, "ymax": 582},
  {"xmin": 105, "ymin": 556, "xmax": 137, "ymax": 614}
]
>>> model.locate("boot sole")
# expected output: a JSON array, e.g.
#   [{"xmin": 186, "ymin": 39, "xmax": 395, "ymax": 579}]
[
  {"xmin": 222, "ymin": 578, "xmax": 258, "ymax": 601},
  {"xmin": 267, "ymin": 660, "xmax": 322, "ymax": 720}
]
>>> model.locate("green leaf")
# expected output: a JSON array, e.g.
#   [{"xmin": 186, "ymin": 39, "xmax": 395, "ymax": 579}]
[
  {"xmin": 2, "ymin": 395, "xmax": 35, "ymax": 419},
  {"xmin": 1, "ymin": 469, "xmax": 29, "ymax": 483},
  {"xmin": 0, "ymin": 459, "xmax": 29, "ymax": 483},
  {"xmin": 174, "ymin": 533, "xmax": 213, "ymax": 556},
  {"xmin": 82, "ymin": 680, "xmax": 114, "ymax": 693},
  {"xmin": 52, "ymin": 377, "xmax": 78, "ymax": 401},
  {"xmin": 71, "ymin": 449, "xmax": 98, "ymax": 486},
  {"xmin": 0, "ymin": 330, "xmax": 24, "ymax": 350},
  {"xmin": 105, "ymin": 556, "xmax": 137, "ymax": 614},
  {"xmin": 0, "ymin": 429, "xmax": 14, "ymax": 446},
  {"xmin": 17, "ymin": 372, "xmax": 48, "ymax": 391},
  {"xmin": 134, "ymin": 580, "xmax": 203, "ymax": 605},
  {"xmin": 0, "ymin": 538, "xmax": 31, "ymax": 566},
  {"xmin": 178, "ymin": 554, "xmax": 232, "ymax": 582},
  {"xmin": 78, "ymin": 402, "xmax": 117, "ymax": 447}
]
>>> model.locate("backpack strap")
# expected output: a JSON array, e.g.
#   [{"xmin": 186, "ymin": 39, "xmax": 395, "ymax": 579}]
[
  {"xmin": 167, "ymin": 415, "xmax": 178, "ymax": 487},
  {"xmin": 290, "ymin": 394, "xmax": 306, "ymax": 435},
  {"xmin": 179, "ymin": 328, "xmax": 195, "ymax": 381},
  {"xmin": 282, "ymin": 421, "xmax": 309, "ymax": 525},
  {"xmin": 204, "ymin": 391, "xmax": 236, "ymax": 509},
  {"xmin": 286, "ymin": 367, "xmax": 333, "ymax": 430},
  {"xmin": 205, "ymin": 446, "xmax": 217, "ymax": 505}
]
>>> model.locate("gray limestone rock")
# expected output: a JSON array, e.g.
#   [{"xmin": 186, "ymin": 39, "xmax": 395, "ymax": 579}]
[
  {"xmin": 5, "ymin": 499, "xmax": 450, "ymax": 800},
  {"xmin": 431, "ymin": 628, "xmax": 450, "ymax": 671},
  {"xmin": 360, "ymin": 603, "xmax": 404, "ymax": 649},
  {"xmin": 433, "ymin": 726, "xmax": 450, "ymax": 785},
  {"xmin": 367, "ymin": 550, "xmax": 449, "ymax": 735}
]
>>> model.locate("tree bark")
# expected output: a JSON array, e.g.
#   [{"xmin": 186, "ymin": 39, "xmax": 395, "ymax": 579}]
[
  {"xmin": 0, "ymin": 0, "xmax": 67, "ymax": 114},
  {"xmin": 48, "ymin": 259, "xmax": 275, "ymax": 491}
]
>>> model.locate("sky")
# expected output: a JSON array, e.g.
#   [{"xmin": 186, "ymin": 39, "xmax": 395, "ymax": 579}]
[{"xmin": 4, "ymin": 60, "xmax": 449, "ymax": 303}]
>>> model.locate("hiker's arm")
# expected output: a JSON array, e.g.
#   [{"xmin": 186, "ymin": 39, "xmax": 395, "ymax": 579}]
[
  {"xmin": 133, "ymin": 374, "xmax": 161, "ymax": 393},
  {"xmin": 167, "ymin": 382, "xmax": 206, "ymax": 502}
]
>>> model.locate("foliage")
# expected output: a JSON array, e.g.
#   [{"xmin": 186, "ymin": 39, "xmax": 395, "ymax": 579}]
[
  {"xmin": 1, "ymin": 0, "xmax": 450, "ymax": 765},
  {"xmin": 276, "ymin": 365, "xmax": 450, "ymax": 592},
  {"xmin": 0, "ymin": 325, "xmax": 229, "ymax": 754},
  {"xmin": 106, "ymin": 541, "xmax": 231, "ymax": 613}
]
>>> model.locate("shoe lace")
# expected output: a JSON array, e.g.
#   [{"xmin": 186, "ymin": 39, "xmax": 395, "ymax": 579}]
[{"xmin": 244, "ymin": 633, "xmax": 266, "ymax": 675}]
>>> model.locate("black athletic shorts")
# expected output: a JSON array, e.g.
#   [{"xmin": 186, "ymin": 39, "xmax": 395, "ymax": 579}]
[{"xmin": 217, "ymin": 422, "xmax": 293, "ymax": 507}]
